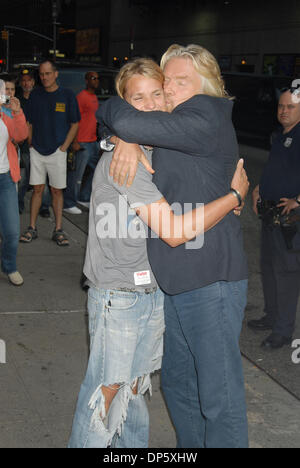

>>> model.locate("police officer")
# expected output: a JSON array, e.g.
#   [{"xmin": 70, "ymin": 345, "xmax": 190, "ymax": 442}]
[{"xmin": 249, "ymin": 88, "xmax": 300, "ymax": 349}]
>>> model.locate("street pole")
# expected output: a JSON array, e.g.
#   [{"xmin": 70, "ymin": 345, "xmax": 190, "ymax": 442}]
[
  {"xmin": 52, "ymin": 0, "xmax": 57, "ymax": 62},
  {"xmin": 6, "ymin": 30, "xmax": 9, "ymax": 72},
  {"xmin": 3, "ymin": 26, "xmax": 53, "ymax": 69}
]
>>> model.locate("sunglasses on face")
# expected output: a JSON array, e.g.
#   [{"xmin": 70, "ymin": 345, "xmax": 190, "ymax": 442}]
[{"xmin": 90, "ymin": 77, "xmax": 99, "ymax": 80}]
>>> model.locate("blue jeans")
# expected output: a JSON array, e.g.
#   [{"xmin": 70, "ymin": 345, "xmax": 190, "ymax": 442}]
[
  {"xmin": 161, "ymin": 280, "xmax": 248, "ymax": 448},
  {"xmin": 64, "ymin": 141, "xmax": 100, "ymax": 208},
  {"xmin": 68, "ymin": 287, "xmax": 165, "ymax": 448},
  {"xmin": 0, "ymin": 172, "xmax": 20, "ymax": 274}
]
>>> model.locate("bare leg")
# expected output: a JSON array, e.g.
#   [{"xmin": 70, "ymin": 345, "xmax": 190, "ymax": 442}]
[
  {"xmin": 30, "ymin": 184, "xmax": 45, "ymax": 229},
  {"xmin": 51, "ymin": 187, "xmax": 64, "ymax": 231},
  {"xmin": 101, "ymin": 384, "xmax": 120, "ymax": 416},
  {"xmin": 101, "ymin": 380, "xmax": 138, "ymax": 417}
]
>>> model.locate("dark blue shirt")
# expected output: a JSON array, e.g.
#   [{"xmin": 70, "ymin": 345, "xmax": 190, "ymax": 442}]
[
  {"xmin": 260, "ymin": 122, "xmax": 300, "ymax": 201},
  {"xmin": 26, "ymin": 86, "xmax": 80, "ymax": 155},
  {"xmin": 97, "ymin": 95, "xmax": 248, "ymax": 295},
  {"xmin": 17, "ymin": 92, "xmax": 30, "ymax": 117}
]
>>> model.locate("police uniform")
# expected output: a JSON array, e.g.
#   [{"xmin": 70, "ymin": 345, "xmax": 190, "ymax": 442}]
[{"xmin": 259, "ymin": 122, "xmax": 300, "ymax": 339}]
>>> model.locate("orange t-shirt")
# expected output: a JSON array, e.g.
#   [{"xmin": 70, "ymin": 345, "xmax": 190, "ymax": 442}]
[{"xmin": 76, "ymin": 89, "xmax": 99, "ymax": 143}]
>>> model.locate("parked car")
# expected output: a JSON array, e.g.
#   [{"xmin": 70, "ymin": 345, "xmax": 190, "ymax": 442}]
[{"xmin": 223, "ymin": 73, "xmax": 295, "ymax": 147}]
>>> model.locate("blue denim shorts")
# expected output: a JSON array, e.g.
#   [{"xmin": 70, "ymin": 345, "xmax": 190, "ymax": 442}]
[{"xmin": 68, "ymin": 286, "xmax": 165, "ymax": 448}]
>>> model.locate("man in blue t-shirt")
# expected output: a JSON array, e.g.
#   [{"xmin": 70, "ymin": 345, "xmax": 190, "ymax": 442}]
[
  {"xmin": 20, "ymin": 60, "xmax": 80, "ymax": 246},
  {"xmin": 249, "ymin": 89, "xmax": 300, "ymax": 348}
]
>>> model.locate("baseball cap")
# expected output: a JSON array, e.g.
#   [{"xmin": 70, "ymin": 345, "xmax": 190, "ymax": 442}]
[{"xmin": 20, "ymin": 68, "xmax": 35, "ymax": 78}]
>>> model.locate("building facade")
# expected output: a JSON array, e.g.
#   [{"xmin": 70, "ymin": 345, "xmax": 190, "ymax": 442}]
[
  {"xmin": 1, "ymin": 0, "xmax": 300, "ymax": 76},
  {"xmin": 108, "ymin": 0, "xmax": 300, "ymax": 76}
]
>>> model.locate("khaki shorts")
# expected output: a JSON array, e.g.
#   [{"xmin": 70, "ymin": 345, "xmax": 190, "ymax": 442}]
[{"xmin": 29, "ymin": 147, "xmax": 67, "ymax": 189}]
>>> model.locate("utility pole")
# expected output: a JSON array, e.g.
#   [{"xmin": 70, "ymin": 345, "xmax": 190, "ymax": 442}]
[
  {"xmin": 6, "ymin": 30, "xmax": 9, "ymax": 72},
  {"xmin": 52, "ymin": 0, "xmax": 58, "ymax": 62},
  {"xmin": 1, "ymin": 29, "xmax": 9, "ymax": 72}
]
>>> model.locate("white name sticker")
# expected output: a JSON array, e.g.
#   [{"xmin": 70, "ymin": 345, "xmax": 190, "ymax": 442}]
[{"xmin": 134, "ymin": 270, "xmax": 151, "ymax": 286}]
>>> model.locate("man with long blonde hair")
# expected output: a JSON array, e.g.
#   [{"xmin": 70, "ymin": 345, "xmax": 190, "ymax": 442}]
[{"xmin": 97, "ymin": 44, "xmax": 249, "ymax": 448}]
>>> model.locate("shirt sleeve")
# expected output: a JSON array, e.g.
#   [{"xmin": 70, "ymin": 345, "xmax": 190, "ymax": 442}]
[
  {"xmin": 96, "ymin": 95, "xmax": 220, "ymax": 157},
  {"xmin": 107, "ymin": 153, "xmax": 163, "ymax": 208}
]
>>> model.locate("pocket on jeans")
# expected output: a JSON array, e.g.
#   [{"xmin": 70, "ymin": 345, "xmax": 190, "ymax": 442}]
[{"xmin": 106, "ymin": 292, "xmax": 139, "ymax": 311}]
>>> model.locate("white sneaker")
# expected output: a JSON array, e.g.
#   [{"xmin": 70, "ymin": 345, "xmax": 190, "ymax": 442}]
[
  {"xmin": 8, "ymin": 271, "xmax": 24, "ymax": 286},
  {"xmin": 63, "ymin": 206, "xmax": 82, "ymax": 215},
  {"xmin": 78, "ymin": 201, "xmax": 90, "ymax": 209}
]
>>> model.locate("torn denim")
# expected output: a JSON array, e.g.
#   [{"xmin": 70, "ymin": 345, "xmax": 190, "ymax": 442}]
[{"xmin": 68, "ymin": 287, "xmax": 165, "ymax": 448}]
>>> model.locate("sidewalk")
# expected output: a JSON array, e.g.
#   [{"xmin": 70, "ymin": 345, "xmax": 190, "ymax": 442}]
[{"xmin": 0, "ymin": 162, "xmax": 300, "ymax": 447}]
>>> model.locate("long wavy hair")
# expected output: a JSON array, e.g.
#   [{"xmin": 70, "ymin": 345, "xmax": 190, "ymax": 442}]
[{"xmin": 160, "ymin": 44, "xmax": 230, "ymax": 99}]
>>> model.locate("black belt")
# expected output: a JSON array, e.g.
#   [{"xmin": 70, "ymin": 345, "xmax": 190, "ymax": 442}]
[{"xmin": 112, "ymin": 287, "xmax": 158, "ymax": 295}]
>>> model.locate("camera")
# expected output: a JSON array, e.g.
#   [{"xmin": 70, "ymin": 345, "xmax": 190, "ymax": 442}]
[{"xmin": 0, "ymin": 94, "xmax": 10, "ymax": 105}]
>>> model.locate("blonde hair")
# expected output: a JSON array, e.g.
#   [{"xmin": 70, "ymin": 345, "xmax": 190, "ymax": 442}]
[
  {"xmin": 115, "ymin": 58, "xmax": 164, "ymax": 99},
  {"xmin": 160, "ymin": 44, "xmax": 229, "ymax": 99}
]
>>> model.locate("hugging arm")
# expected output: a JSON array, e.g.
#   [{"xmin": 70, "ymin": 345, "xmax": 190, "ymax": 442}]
[
  {"xmin": 137, "ymin": 194, "xmax": 237, "ymax": 247},
  {"xmin": 96, "ymin": 96, "xmax": 218, "ymax": 156},
  {"xmin": 135, "ymin": 159, "xmax": 249, "ymax": 247},
  {"xmin": 97, "ymin": 96, "xmax": 218, "ymax": 186}
]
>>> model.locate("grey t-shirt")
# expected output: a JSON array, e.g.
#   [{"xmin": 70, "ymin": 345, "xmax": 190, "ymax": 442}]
[{"xmin": 84, "ymin": 148, "xmax": 163, "ymax": 291}]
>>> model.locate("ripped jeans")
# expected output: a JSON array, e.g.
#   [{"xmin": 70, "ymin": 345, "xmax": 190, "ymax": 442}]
[{"xmin": 68, "ymin": 286, "xmax": 165, "ymax": 448}]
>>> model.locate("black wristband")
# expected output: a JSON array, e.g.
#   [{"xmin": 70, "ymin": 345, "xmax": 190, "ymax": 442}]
[{"xmin": 230, "ymin": 188, "xmax": 242, "ymax": 207}]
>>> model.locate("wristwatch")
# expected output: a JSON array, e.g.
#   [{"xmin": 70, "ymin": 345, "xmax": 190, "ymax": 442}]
[{"xmin": 295, "ymin": 195, "xmax": 300, "ymax": 205}]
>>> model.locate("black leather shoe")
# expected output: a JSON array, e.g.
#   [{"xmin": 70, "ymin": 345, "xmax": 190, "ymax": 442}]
[
  {"xmin": 261, "ymin": 333, "xmax": 292, "ymax": 350},
  {"xmin": 247, "ymin": 316, "xmax": 273, "ymax": 331}
]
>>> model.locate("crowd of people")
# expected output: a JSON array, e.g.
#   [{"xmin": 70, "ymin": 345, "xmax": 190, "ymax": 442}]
[
  {"xmin": 0, "ymin": 60, "xmax": 102, "ymax": 276},
  {"xmin": 0, "ymin": 43, "xmax": 300, "ymax": 449}
]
